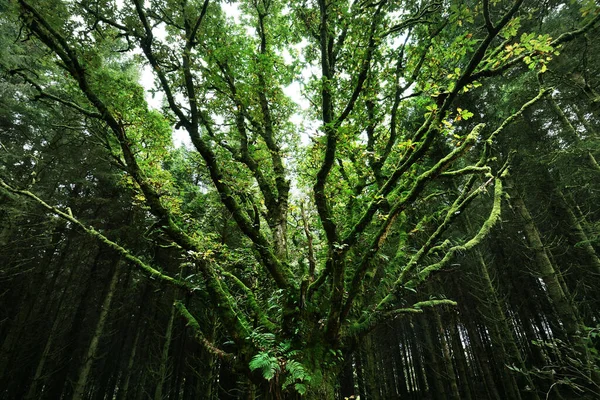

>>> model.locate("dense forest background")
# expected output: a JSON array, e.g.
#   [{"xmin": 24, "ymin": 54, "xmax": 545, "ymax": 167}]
[{"xmin": 1, "ymin": 0, "xmax": 600, "ymax": 399}]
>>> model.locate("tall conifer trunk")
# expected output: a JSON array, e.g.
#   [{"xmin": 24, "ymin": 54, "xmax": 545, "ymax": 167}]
[
  {"xmin": 432, "ymin": 309, "xmax": 460, "ymax": 400},
  {"xmin": 154, "ymin": 303, "xmax": 176, "ymax": 400},
  {"xmin": 72, "ymin": 259, "xmax": 121, "ymax": 400},
  {"xmin": 24, "ymin": 257, "xmax": 78, "ymax": 400},
  {"xmin": 510, "ymin": 181, "xmax": 600, "ymax": 387},
  {"xmin": 510, "ymin": 185, "xmax": 582, "ymax": 340}
]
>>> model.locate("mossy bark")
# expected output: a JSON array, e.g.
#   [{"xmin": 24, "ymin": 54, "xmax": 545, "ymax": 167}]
[
  {"xmin": 72, "ymin": 260, "xmax": 121, "ymax": 400},
  {"xmin": 154, "ymin": 303, "xmax": 175, "ymax": 400},
  {"xmin": 433, "ymin": 309, "xmax": 461, "ymax": 400},
  {"xmin": 510, "ymin": 186, "xmax": 582, "ymax": 341}
]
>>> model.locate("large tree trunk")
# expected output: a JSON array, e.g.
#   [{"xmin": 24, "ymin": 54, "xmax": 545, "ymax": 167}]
[
  {"xmin": 510, "ymin": 182, "xmax": 600, "ymax": 387},
  {"xmin": 510, "ymin": 186, "xmax": 582, "ymax": 341}
]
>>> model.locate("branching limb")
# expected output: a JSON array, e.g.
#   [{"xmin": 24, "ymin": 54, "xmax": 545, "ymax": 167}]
[
  {"xmin": 15, "ymin": 1, "xmax": 278, "ymax": 345},
  {"xmin": 300, "ymin": 202, "xmax": 317, "ymax": 280},
  {"xmin": 346, "ymin": 299, "xmax": 457, "ymax": 339},
  {"xmin": 14, "ymin": 72, "xmax": 102, "ymax": 119},
  {"xmin": 370, "ymin": 87, "xmax": 545, "ymax": 312},
  {"xmin": 403, "ymin": 172, "xmax": 505, "ymax": 291},
  {"xmin": 314, "ymin": 0, "xmax": 340, "ymax": 246},
  {"xmin": 77, "ymin": 2, "xmax": 130, "ymax": 32},
  {"xmin": 390, "ymin": 174, "xmax": 494, "ymax": 293},
  {"xmin": 341, "ymin": 113, "xmax": 437, "ymax": 249},
  {"xmin": 130, "ymin": 0, "xmax": 191, "ymax": 128},
  {"xmin": 174, "ymin": 301, "xmax": 234, "ymax": 360},
  {"xmin": 485, "ymin": 88, "xmax": 549, "ymax": 145},
  {"xmin": 254, "ymin": 7, "xmax": 290, "ymax": 256},
  {"xmin": 18, "ymin": 0, "xmax": 202, "ymax": 255},
  {"xmin": 0, "ymin": 178, "xmax": 189, "ymax": 289},
  {"xmin": 340, "ymin": 124, "xmax": 485, "ymax": 321},
  {"xmin": 468, "ymin": 11, "xmax": 600, "ymax": 85},
  {"xmin": 335, "ymin": 3, "xmax": 384, "ymax": 127},
  {"xmin": 198, "ymin": 263, "xmax": 253, "ymax": 343},
  {"xmin": 439, "ymin": 0, "xmax": 525, "ymax": 114},
  {"xmin": 482, "ymin": 0, "xmax": 495, "ymax": 33},
  {"xmin": 221, "ymin": 271, "xmax": 277, "ymax": 331},
  {"xmin": 307, "ymin": 258, "xmax": 331, "ymax": 299},
  {"xmin": 440, "ymin": 166, "xmax": 491, "ymax": 178},
  {"xmin": 128, "ymin": 0, "xmax": 293, "ymax": 289},
  {"xmin": 384, "ymin": 1, "xmax": 441, "ymax": 37}
]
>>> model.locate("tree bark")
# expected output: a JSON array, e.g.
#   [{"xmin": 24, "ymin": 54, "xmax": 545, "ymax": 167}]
[
  {"xmin": 154, "ymin": 302, "xmax": 176, "ymax": 400},
  {"xmin": 420, "ymin": 314, "xmax": 448, "ymax": 400},
  {"xmin": 432, "ymin": 309, "xmax": 461, "ymax": 400},
  {"xmin": 72, "ymin": 259, "xmax": 121, "ymax": 400},
  {"xmin": 24, "ymin": 255, "xmax": 78, "ymax": 400},
  {"xmin": 555, "ymin": 188, "xmax": 600, "ymax": 275},
  {"xmin": 510, "ymin": 185, "xmax": 582, "ymax": 341}
]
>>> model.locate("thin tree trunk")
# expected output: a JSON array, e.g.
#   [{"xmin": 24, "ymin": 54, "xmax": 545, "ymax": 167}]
[
  {"xmin": 202, "ymin": 312, "xmax": 218, "ymax": 399},
  {"xmin": 510, "ymin": 183, "xmax": 600, "ymax": 387},
  {"xmin": 24, "ymin": 255, "xmax": 79, "ymax": 400},
  {"xmin": 551, "ymin": 97, "xmax": 600, "ymax": 172},
  {"xmin": 447, "ymin": 312, "xmax": 473, "ymax": 400},
  {"xmin": 154, "ymin": 303, "xmax": 176, "ymax": 400},
  {"xmin": 118, "ymin": 327, "xmax": 141, "ymax": 400},
  {"xmin": 475, "ymin": 250, "xmax": 540, "ymax": 399},
  {"xmin": 408, "ymin": 327, "xmax": 427, "ymax": 398},
  {"xmin": 169, "ymin": 314, "xmax": 187, "ymax": 400},
  {"xmin": 362, "ymin": 334, "xmax": 382, "ymax": 400},
  {"xmin": 572, "ymin": 104, "xmax": 600, "ymax": 171},
  {"xmin": 432, "ymin": 309, "xmax": 460, "ymax": 400},
  {"xmin": 72, "ymin": 260, "xmax": 121, "ymax": 400},
  {"xmin": 339, "ymin": 354, "xmax": 356, "ymax": 398},
  {"xmin": 555, "ymin": 188, "xmax": 600, "ymax": 274},
  {"xmin": 0, "ymin": 227, "xmax": 67, "ymax": 384},
  {"xmin": 421, "ymin": 314, "xmax": 448, "ymax": 400},
  {"xmin": 461, "ymin": 308, "xmax": 502, "ymax": 400}
]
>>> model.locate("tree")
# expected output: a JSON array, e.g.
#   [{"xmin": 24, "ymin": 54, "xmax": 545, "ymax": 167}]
[{"xmin": 1, "ymin": 0, "xmax": 599, "ymax": 397}]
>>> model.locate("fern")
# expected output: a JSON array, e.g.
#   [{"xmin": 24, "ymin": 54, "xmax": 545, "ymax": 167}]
[
  {"xmin": 249, "ymin": 329, "xmax": 276, "ymax": 350},
  {"xmin": 294, "ymin": 383, "xmax": 307, "ymax": 395},
  {"xmin": 277, "ymin": 340, "xmax": 291, "ymax": 354},
  {"xmin": 248, "ymin": 331, "xmax": 312, "ymax": 395},
  {"xmin": 249, "ymin": 352, "xmax": 280, "ymax": 380},
  {"xmin": 283, "ymin": 359, "xmax": 311, "ymax": 391}
]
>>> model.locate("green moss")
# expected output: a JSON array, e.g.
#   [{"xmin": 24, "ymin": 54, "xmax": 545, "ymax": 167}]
[{"xmin": 174, "ymin": 301, "xmax": 233, "ymax": 360}]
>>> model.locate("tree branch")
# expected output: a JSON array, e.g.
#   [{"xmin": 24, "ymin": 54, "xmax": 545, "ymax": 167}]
[
  {"xmin": 0, "ymin": 178, "xmax": 189, "ymax": 289},
  {"xmin": 174, "ymin": 301, "xmax": 234, "ymax": 360}
]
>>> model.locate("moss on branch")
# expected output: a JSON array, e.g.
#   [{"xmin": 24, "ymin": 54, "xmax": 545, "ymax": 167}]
[
  {"xmin": 408, "ymin": 174, "xmax": 504, "ymax": 288},
  {"xmin": 0, "ymin": 179, "xmax": 189, "ymax": 289},
  {"xmin": 174, "ymin": 301, "xmax": 234, "ymax": 360}
]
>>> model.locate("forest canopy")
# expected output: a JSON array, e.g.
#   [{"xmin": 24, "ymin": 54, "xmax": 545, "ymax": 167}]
[{"xmin": 1, "ymin": 0, "xmax": 600, "ymax": 398}]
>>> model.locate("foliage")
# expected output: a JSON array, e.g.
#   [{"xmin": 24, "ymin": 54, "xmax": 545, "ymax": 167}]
[
  {"xmin": 508, "ymin": 327, "xmax": 600, "ymax": 398},
  {"xmin": 1, "ymin": 0, "xmax": 600, "ymax": 397}
]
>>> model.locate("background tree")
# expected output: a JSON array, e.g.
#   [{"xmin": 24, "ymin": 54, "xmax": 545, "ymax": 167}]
[{"xmin": 1, "ymin": 0, "xmax": 599, "ymax": 398}]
